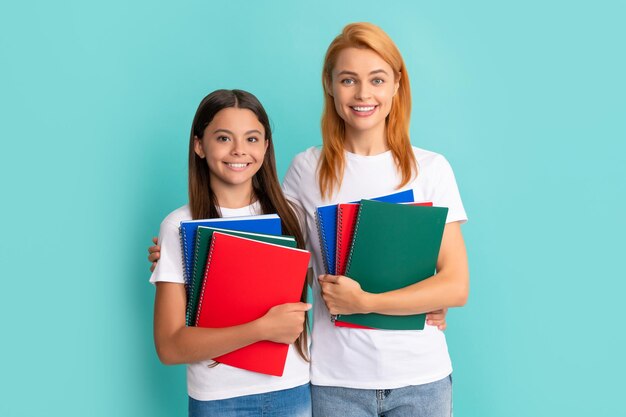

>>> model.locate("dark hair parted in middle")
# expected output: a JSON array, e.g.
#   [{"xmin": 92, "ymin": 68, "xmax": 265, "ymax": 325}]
[{"xmin": 187, "ymin": 89, "xmax": 309, "ymax": 360}]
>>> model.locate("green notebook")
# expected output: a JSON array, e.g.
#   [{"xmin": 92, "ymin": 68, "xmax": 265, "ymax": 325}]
[
  {"xmin": 186, "ymin": 226, "xmax": 297, "ymax": 326},
  {"xmin": 339, "ymin": 199, "xmax": 448, "ymax": 330}
]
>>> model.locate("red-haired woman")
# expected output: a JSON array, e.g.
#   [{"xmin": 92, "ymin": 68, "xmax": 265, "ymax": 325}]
[{"xmin": 282, "ymin": 22, "xmax": 469, "ymax": 417}]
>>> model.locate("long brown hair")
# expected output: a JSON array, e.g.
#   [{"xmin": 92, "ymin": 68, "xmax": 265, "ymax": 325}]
[
  {"xmin": 188, "ymin": 89, "xmax": 309, "ymax": 360},
  {"xmin": 319, "ymin": 22, "xmax": 417, "ymax": 199}
]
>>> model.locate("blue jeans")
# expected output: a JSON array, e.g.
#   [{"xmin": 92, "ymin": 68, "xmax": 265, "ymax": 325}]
[
  {"xmin": 189, "ymin": 383, "xmax": 311, "ymax": 417},
  {"xmin": 311, "ymin": 375, "xmax": 452, "ymax": 417}
]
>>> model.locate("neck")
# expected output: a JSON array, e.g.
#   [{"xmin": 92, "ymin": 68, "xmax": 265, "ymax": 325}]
[
  {"xmin": 343, "ymin": 123, "xmax": 389, "ymax": 156},
  {"xmin": 210, "ymin": 180, "xmax": 255, "ymax": 209}
]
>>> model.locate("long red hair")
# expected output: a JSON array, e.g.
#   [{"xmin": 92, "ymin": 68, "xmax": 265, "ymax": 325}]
[{"xmin": 319, "ymin": 22, "xmax": 416, "ymax": 199}]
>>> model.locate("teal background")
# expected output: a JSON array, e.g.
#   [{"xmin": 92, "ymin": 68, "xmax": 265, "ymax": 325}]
[{"xmin": 1, "ymin": 1, "xmax": 624, "ymax": 416}]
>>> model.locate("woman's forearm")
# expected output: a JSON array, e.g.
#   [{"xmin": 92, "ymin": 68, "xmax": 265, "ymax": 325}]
[
  {"xmin": 321, "ymin": 222, "xmax": 469, "ymax": 316},
  {"xmin": 362, "ymin": 221, "xmax": 469, "ymax": 315},
  {"xmin": 360, "ymin": 268, "xmax": 469, "ymax": 315}
]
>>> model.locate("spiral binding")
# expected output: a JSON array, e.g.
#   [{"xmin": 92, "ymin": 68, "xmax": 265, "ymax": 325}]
[
  {"xmin": 195, "ymin": 233, "xmax": 218, "ymax": 327},
  {"xmin": 186, "ymin": 230, "xmax": 204, "ymax": 326},
  {"xmin": 343, "ymin": 202, "xmax": 366, "ymax": 277},
  {"xmin": 315, "ymin": 211, "xmax": 331, "ymax": 274},
  {"xmin": 337, "ymin": 204, "xmax": 360, "ymax": 276},
  {"xmin": 179, "ymin": 225, "xmax": 190, "ymax": 294},
  {"xmin": 335, "ymin": 206, "xmax": 346, "ymax": 275}
]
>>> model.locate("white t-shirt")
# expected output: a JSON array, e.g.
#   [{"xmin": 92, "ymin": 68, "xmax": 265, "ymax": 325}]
[
  {"xmin": 149, "ymin": 202, "xmax": 310, "ymax": 401},
  {"xmin": 282, "ymin": 146, "xmax": 468, "ymax": 389}
]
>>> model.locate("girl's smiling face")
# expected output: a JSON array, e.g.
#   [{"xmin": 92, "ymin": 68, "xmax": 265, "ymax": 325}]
[
  {"xmin": 194, "ymin": 107, "xmax": 268, "ymax": 198},
  {"xmin": 330, "ymin": 47, "xmax": 399, "ymax": 138}
]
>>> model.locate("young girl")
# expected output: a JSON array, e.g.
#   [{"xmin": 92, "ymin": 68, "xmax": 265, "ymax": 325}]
[
  {"xmin": 150, "ymin": 89, "xmax": 312, "ymax": 417},
  {"xmin": 281, "ymin": 23, "xmax": 469, "ymax": 417}
]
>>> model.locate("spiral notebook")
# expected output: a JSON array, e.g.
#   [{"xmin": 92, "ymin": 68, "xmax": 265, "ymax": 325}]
[
  {"xmin": 179, "ymin": 214, "xmax": 282, "ymax": 290},
  {"xmin": 315, "ymin": 189, "xmax": 414, "ymax": 274},
  {"xmin": 335, "ymin": 203, "xmax": 360, "ymax": 277},
  {"xmin": 186, "ymin": 226, "xmax": 297, "ymax": 326},
  {"xmin": 195, "ymin": 232, "xmax": 310, "ymax": 376},
  {"xmin": 336, "ymin": 201, "xmax": 433, "ymax": 276},
  {"xmin": 336, "ymin": 199, "xmax": 448, "ymax": 330},
  {"xmin": 334, "ymin": 201, "xmax": 433, "ymax": 329}
]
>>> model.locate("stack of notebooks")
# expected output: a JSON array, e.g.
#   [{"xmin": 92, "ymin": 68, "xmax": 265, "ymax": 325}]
[
  {"xmin": 316, "ymin": 191, "xmax": 448, "ymax": 330},
  {"xmin": 179, "ymin": 214, "xmax": 310, "ymax": 376}
]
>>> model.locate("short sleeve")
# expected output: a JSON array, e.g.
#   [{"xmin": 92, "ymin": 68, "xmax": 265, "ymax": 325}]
[
  {"xmin": 149, "ymin": 218, "xmax": 185, "ymax": 284},
  {"xmin": 431, "ymin": 156, "xmax": 468, "ymax": 224}
]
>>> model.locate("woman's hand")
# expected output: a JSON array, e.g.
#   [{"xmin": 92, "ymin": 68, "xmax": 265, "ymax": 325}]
[
  {"xmin": 337, "ymin": 222, "xmax": 468, "ymax": 316},
  {"xmin": 257, "ymin": 302, "xmax": 311, "ymax": 344},
  {"xmin": 319, "ymin": 274, "xmax": 449, "ymax": 329},
  {"xmin": 148, "ymin": 237, "xmax": 161, "ymax": 272},
  {"xmin": 318, "ymin": 274, "xmax": 370, "ymax": 315},
  {"xmin": 426, "ymin": 308, "xmax": 448, "ymax": 331}
]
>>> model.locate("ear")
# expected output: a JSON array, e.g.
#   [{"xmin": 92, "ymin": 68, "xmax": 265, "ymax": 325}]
[
  {"xmin": 394, "ymin": 76, "xmax": 400, "ymax": 96},
  {"xmin": 324, "ymin": 77, "xmax": 334, "ymax": 97},
  {"xmin": 264, "ymin": 137, "xmax": 269, "ymax": 151},
  {"xmin": 193, "ymin": 136, "xmax": 205, "ymax": 158}
]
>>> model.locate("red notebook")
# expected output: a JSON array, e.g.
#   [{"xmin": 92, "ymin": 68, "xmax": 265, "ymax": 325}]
[
  {"xmin": 336, "ymin": 203, "xmax": 360, "ymax": 276},
  {"xmin": 334, "ymin": 201, "xmax": 433, "ymax": 330},
  {"xmin": 195, "ymin": 232, "xmax": 310, "ymax": 376}
]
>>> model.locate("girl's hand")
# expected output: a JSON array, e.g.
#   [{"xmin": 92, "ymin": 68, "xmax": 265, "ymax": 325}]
[
  {"xmin": 426, "ymin": 308, "xmax": 448, "ymax": 331},
  {"xmin": 318, "ymin": 274, "xmax": 370, "ymax": 315},
  {"xmin": 148, "ymin": 237, "xmax": 161, "ymax": 272},
  {"xmin": 258, "ymin": 302, "xmax": 311, "ymax": 344}
]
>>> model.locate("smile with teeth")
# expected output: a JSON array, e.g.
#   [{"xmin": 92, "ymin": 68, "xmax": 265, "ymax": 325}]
[
  {"xmin": 351, "ymin": 105, "xmax": 377, "ymax": 112},
  {"xmin": 225, "ymin": 162, "xmax": 251, "ymax": 169}
]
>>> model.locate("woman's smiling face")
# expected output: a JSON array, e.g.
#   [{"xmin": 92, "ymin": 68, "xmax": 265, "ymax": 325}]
[{"xmin": 330, "ymin": 47, "xmax": 399, "ymax": 137}]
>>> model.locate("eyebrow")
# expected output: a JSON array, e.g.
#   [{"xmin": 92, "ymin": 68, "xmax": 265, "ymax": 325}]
[
  {"xmin": 336, "ymin": 69, "xmax": 390, "ymax": 77},
  {"xmin": 213, "ymin": 128, "xmax": 263, "ymax": 136}
]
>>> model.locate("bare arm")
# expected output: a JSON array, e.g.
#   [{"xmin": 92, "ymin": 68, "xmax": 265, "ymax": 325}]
[
  {"xmin": 154, "ymin": 282, "xmax": 310, "ymax": 365},
  {"xmin": 319, "ymin": 221, "xmax": 468, "ymax": 316},
  {"xmin": 151, "ymin": 243, "xmax": 448, "ymax": 329}
]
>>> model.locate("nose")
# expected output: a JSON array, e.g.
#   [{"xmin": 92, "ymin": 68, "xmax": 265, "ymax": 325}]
[
  {"xmin": 231, "ymin": 138, "xmax": 247, "ymax": 156},
  {"xmin": 355, "ymin": 84, "xmax": 372, "ymax": 101}
]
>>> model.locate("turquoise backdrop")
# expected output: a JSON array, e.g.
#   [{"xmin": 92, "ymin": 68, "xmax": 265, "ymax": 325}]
[{"xmin": 1, "ymin": 1, "xmax": 624, "ymax": 416}]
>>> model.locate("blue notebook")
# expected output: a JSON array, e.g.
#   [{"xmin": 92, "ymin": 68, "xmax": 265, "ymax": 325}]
[
  {"xmin": 315, "ymin": 189, "xmax": 414, "ymax": 274},
  {"xmin": 179, "ymin": 214, "xmax": 282, "ymax": 288}
]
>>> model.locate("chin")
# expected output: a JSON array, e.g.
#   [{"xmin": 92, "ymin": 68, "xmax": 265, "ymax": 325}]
[{"xmin": 350, "ymin": 119, "xmax": 385, "ymax": 132}]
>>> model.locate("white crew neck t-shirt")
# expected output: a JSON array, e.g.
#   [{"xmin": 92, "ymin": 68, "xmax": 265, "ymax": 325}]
[{"xmin": 282, "ymin": 146, "xmax": 467, "ymax": 389}]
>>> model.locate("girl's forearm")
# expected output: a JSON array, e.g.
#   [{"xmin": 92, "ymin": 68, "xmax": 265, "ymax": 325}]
[
  {"xmin": 155, "ymin": 319, "xmax": 265, "ymax": 365},
  {"xmin": 153, "ymin": 282, "xmax": 269, "ymax": 365}
]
